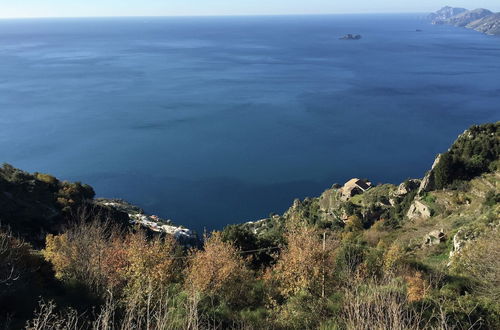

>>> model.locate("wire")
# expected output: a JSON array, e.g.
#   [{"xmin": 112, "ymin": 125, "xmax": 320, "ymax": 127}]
[
  {"xmin": 237, "ymin": 246, "xmax": 281, "ymax": 254},
  {"xmin": 168, "ymin": 238, "xmax": 388, "ymax": 260},
  {"xmin": 167, "ymin": 246, "xmax": 282, "ymax": 260}
]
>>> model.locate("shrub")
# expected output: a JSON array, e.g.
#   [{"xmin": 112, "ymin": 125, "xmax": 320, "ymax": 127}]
[
  {"xmin": 383, "ymin": 243, "xmax": 407, "ymax": 276},
  {"xmin": 268, "ymin": 225, "xmax": 339, "ymax": 299},
  {"xmin": 35, "ymin": 173, "xmax": 58, "ymax": 185},
  {"xmin": 452, "ymin": 229, "xmax": 500, "ymax": 302},
  {"xmin": 483, "ymin": 190, "xmax": 500, "ymax": 207},
  {"xmin": 339, "ymin": 279, "xmax": 425, "ymax": 330},
  {"xmin": 185, "ymin": 232, "xmax": 252, "ymax": 308}
]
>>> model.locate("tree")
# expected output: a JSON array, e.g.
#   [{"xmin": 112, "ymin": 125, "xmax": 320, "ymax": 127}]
[
  {"xmin": 383, "ymin": 242, "xmax": 407, "ymax": 276},
  {"xmin": 44, "ymin": 219, "xmax": 182, "ymax": 301},
  {"xmin": 43, "ymin": 219, "xmax": 113, "ymax": 294},
  {"xmin": 221, "ymin": 224, "xmax": 278, "ymax": 269},
  {"xmin": 119, "ymin": 231, "xmax": 181, "ymax": 298},
  {"xmin": 0, "ymin": 228, "xmax": 33, "ymax": 287},
  {"xmin": 269, "ymin": 224, "xmax": 338, "ymax": 299},
  {"xmin": 433, "ymin": 152, "xmax": 454, "ymax": 190},
  {"xmin": 185, "ymin": 232, "xmax": 252, "ymax": 307},
  {"xmin": 345, "ymin": 215, "xmax": 363, "ymax": 232}
]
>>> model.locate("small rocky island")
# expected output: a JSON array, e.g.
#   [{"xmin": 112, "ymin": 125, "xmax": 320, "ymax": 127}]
[
  {"xmin": 429, "ymin": 6, "xmax": 500, "ymax": 36},
  {"xmin": 340, "ymin": 34, "xmax": 362, "ymax": 40}
]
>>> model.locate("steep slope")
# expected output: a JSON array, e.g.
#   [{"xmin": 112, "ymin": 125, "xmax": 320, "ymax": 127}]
[
  {"xmin": 0, "ymin": 122, "xmax": 498, "ymax": 329},
  {"xmin": 467, "ymin": 13, "xmax": 500, "ymax": 36},
  {"xmin": 419, "ymin": 122, "xmax": 499, "ymax": 192},
  {"xmin": 236, "ymin": 122, "xmax": 499, "ymax": 268},
  {"xmin": 445, "ymin": 8, "xmax": 493, "ymax": 27},
  {"xmin": 0, "ymin": 165, "xmax": 106, "ymax": 246}
]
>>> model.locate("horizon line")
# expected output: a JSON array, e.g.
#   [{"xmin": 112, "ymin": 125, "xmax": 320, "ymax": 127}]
[{"xmin": 0, "ymin": 11, "xmax": 430, "ymax": 20}]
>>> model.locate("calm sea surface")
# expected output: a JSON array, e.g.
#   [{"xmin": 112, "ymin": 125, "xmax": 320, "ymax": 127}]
[{"xmin": 1, "ymin": 14, "xmax": 499, "ymax": 231}]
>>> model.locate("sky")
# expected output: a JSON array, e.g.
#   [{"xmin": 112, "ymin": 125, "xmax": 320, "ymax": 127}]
[{"xmin": 1, "ymin": 0, "xmax": 500, "ymax": 18}]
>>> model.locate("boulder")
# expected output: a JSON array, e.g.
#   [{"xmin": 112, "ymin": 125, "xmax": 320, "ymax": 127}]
[
  {"xmin": 448, "ymin": 229, "xmax": 476, "ymax": 260},
  {"xmin": 423, "ymin": 229, "xmax": 446, "ymax": 246},
  {"xmin": 395, "ymin": 179, "xmax": 421, "ymax": 197},
  {"xmin": 407, "ymin": 200, "xmax": 431, "ymax": 220}
]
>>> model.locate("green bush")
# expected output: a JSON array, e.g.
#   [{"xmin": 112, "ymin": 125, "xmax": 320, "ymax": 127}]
[{"xmin": 483, "ymin": 190, "xmax": 500, "ymax": 207}]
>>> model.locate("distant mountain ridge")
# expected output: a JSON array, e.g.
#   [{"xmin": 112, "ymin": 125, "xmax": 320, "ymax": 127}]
[{"xmin": 429, "ymin": 6, "xmax": 500, "ymax": 36}]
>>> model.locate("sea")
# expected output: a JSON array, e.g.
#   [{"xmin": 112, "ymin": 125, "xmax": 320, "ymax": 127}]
[{"xmin": 1, "ymin": 14, "xmax": 499, "ymax": 232}]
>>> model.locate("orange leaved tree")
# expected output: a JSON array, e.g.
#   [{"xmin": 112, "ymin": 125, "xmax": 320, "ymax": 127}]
[
  {"xmin": 268, "ymin": 223, "xmax": 339, "ymax": 300},
  {"xmin": 185, "ymin": 232, "xmax": 252, "ymax": 307}
]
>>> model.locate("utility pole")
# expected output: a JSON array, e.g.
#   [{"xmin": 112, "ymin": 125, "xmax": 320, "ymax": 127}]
[{"xmin": 322, "ymin": 231, "xmax": 326, "ymax": 298}]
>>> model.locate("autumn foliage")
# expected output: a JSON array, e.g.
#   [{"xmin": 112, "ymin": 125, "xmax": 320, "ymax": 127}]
[
  {"xmin": 44, "ymin": 220, "xmax": 181, "ymax": 298},
  {"xmin": 185, "ymin": 232, "xmax": 252, "ymax": 305},
  {"xmin": 268, "ymin": 224, "xmax": 338, "ymax": 299}
]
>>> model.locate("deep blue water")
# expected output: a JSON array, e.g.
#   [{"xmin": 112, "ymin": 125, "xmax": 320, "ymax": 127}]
[{"xmin": 1, "ymin": 14, "xmax": 499, "ymax": 232}]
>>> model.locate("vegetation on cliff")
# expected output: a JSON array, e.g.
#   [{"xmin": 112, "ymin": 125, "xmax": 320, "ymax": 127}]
[
  {"xmin": 432, "ymin": 123, "xmax": 499, "ymax": 190},
  {"xmin": 0, "ymin": 165, "xmax": 128, "ymax": 247}
]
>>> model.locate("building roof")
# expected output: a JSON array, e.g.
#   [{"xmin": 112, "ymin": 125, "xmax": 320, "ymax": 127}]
[
  {"xmin": 354, "ymin": 179, "xmax": 371, "ymax": 190},
  {"xmin": 344, "ymin": 178, "xmax": 371, "ymax": 189}
]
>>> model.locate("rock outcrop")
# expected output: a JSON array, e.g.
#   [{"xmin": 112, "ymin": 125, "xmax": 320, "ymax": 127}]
[
  {"xmin": 423, "ymin": 229, "xmax": 446, "ymax": 246},
  {"xmin": 417, "ymin": 154, "xmax": 441, "ymax": 195},
  {"xmin": 449, "ymin": 229, "xmax": 470, "ymax": 260},
  {"xmin": 406, "ymin": 200, "xmax": 431, "ymax": 220},
  {"xmin": 395, "ymin": 179, "xmax": 421, "ymax": 197},
  {"xmin": 340, "ymin": 34, "xmax": 362, "ymax": 40},
  {"xmin": 389, "ymin": 179, "xmax": 421, "ymax": 206}
]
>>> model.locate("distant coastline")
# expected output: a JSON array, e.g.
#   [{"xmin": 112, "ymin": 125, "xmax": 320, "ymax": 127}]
[{"xmin": 429, "ymin": 6, "xmax": 500, "ymax": 36}]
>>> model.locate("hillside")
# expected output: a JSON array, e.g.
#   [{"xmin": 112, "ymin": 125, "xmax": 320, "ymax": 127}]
[
  {"xmin": 467, "ymin": 13, "xmax": 500, "ymax": 36},
  {"xmin": 240, "ymin": 122, "xmax": 499, "ymax": 236},
  {"xmin": 430, "ymin": 6, "xmax": 500, "ymax": 36},
  {"xmin": 0, "ymin": 165, "xmax": 197, "ymax": 247},
  {"xmin": 1, "ymin": 122, "xmax": 499, "ymax": 329}
]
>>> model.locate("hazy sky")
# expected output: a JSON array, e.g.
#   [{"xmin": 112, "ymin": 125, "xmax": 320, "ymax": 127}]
[{"xmin": 1, "ymin": 0, "xmax": 500, "ymax": 18}]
